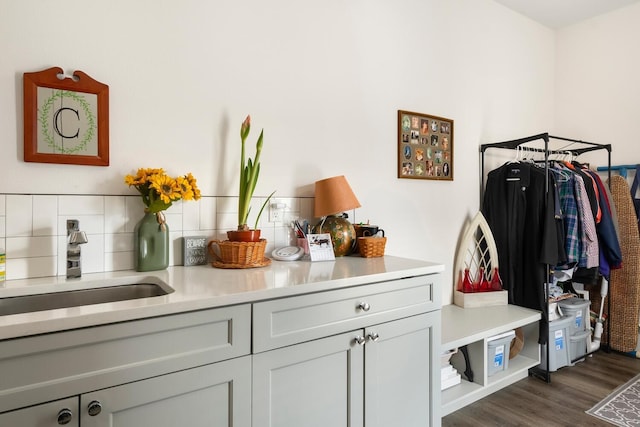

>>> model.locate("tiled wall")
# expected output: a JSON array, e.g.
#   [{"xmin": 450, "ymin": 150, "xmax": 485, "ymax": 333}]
[{"xmin": 0, "ymin": 194, "xmax": 313, "ymax": 280}]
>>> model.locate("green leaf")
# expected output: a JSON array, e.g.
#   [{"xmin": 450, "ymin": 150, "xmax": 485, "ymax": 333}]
[{"xmin": 253, "ymin": 190, "xmax": 276, "ymax": 230}]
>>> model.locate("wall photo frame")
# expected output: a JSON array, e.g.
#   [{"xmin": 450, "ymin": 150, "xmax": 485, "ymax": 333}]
[
  {"xmin": 23, "ymin": 67, "xmax": 109, "ymax": 166},
  {"xmin": 398, "ymin": 110, "xmax": 453, "ymax": 180}
]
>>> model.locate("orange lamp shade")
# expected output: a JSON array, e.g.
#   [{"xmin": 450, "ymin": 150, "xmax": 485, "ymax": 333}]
[{"xmin": 314, "ymin": 175, "xmax": 361, "ymax": 217}]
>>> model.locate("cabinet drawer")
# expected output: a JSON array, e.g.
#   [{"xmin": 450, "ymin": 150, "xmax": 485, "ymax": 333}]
[
  {"xmin": 253, "ymin": 275, "xmax": 440, "ymax": 352},
  {"xmin": 0, "ymin": 304, "xmax": 250, "ymax": 414}
]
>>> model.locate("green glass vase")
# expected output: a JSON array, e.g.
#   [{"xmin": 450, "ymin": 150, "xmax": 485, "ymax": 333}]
[{"xmin": 134, "ymin": 212, "xmax": 169, "ymax": 272}]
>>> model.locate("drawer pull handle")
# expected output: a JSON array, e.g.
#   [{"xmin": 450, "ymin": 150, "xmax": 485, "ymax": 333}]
[
  {"xmin": 57, "ymin": 408, "xmax": 73, "ymax": 425},
  {"xmin": 367, "ymin": 332, "xmax": 380, "ymax": 342},
  {"xmin": 357, "ymin": 302, "xmax": 371, "ymax": 312},
  {"xmin": 354, "ymin": 335, "xmax": 366, "ymax": 345},
  {"xmin": 88, "ymin": 400, "xmax": 102, "ymax": 416}
]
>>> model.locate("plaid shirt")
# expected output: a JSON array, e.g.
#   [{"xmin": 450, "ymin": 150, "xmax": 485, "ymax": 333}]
[{"xmin": 552, "ymin": 166, "xmax": 579, "ymax": 267}]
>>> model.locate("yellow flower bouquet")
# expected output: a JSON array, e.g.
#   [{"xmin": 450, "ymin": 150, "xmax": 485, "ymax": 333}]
[
  {"xmin": 125, "ymin": 168, "xmax": 201, "ymax": 271},
  {"xmin": 125, "ymin": 168, "xmax": 201, "ymax": 214}
]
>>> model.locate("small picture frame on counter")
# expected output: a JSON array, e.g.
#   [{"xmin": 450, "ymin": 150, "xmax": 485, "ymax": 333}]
[
  {"xmin": 182, "ymin": 236, "xmax": 208, "ymax": 266},
  {"xmin": 307, "ymin": 233, "xmax": 336, "ymax": 262}
]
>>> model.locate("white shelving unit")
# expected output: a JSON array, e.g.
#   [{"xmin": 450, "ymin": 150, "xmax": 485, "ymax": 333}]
[{"xmin": 441, "ymin": 304, "xmax": 541, "ymax": 416}]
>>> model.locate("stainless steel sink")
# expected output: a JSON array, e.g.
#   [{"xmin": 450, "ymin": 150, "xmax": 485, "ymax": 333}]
[{"xmin": 0, "ymin": 281, "xmax": 174, "ymax": 316}]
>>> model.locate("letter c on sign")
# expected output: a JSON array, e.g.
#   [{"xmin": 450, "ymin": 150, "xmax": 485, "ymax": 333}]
[{"xmin": 53, "ymin": 107, "xmax": 80, "ymax": 139}]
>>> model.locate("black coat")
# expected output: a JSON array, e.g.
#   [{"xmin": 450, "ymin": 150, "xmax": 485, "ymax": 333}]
[{"xmin": 482, "ymin": 163, "xmax": 565, "ymax": 337}]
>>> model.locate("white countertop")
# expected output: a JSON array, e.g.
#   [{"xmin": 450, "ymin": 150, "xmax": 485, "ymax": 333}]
[{"xmin": 0, "ymin": 256, "xmax": 444, "ymax": 340}]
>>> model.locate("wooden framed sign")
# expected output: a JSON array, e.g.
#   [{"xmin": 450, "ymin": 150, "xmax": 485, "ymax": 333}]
[
  {"xmin": 23, "ymin": 67, "xmax": 109, "ymax": 166},
  {"xmin": 398, "ymin": 110, "xmax": 453, "ymax": 180}
]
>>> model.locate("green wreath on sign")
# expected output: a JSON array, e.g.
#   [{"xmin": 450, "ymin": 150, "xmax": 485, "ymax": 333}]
[{"xmin": 38, "ymin": 90, "xmax": 96, "ymax": 154}]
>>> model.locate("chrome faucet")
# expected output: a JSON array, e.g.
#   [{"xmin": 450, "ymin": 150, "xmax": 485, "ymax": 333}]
[{"xmin": 67, "ymin": 219, "xmax": 88, "ymax": 278}]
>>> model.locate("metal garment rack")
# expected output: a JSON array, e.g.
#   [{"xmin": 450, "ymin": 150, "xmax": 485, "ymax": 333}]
[{"xmin": 479, "ymin": 132, "xmax": 612, "ymax": 383}]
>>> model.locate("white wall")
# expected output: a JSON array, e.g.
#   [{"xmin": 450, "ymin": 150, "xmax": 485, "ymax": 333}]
[
  {"xmin": 555, "ymin": 2, "xmax": 640, "ymax": 168},
  {"xmin": 0, "ymin": 0, "xmax": 557, "ymax": 303}
]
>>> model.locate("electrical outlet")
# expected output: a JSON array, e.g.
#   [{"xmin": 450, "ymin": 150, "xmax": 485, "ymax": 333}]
[{"xmin": 269, "ymin": 203, "xmax": 285, "ymax": 223}]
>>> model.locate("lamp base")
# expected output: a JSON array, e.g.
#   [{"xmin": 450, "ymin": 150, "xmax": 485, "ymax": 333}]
[{"xmin": 319, "ymin": 215, "xmax": 356, "ymax": 256}]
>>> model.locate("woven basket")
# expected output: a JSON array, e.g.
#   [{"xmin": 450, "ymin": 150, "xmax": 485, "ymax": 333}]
[
  {"xmin": 358, "ymin": 237, "xmax": 386, "ymax": 258},
  {"xmin": 208, "ymin": 239, "xmax": 267, "ymax": 267}
]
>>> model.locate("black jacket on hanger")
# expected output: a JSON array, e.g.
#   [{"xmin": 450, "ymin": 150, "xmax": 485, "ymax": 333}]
[{"xmin": 482, "ymin": 162, "xmax": 566, "ymax": 341}]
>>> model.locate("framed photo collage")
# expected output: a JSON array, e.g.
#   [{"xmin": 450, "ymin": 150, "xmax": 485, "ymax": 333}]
[{"xmin": 397, "ymin": 110, "xmax": 453, "ymax": 181}]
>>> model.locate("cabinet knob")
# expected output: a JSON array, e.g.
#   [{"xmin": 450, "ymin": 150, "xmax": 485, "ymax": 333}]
[
  {"xmin": 357, "ymin": 302, "xmax": 371, "ymax": 312},
  {"xmin": 367, "ymin": 332, "xmax": 380, "ymax": 342},
  {"xmin": 87, "ymin": 400, "xmax": 102, "ymax": 416},
  {"xmin": 57, "ymin": 408, "xmax": 73, "ymax": 425},
  {"xmin": 354, "ymin": 335, "xmax": 366, "ymax": 345}
]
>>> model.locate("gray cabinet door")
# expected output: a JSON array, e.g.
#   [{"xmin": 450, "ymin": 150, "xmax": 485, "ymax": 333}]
[
  {"xmin": 252, "ymin": 330, "xmax": 364, "ymax": 427},
  {"xmin": 80, "ymin": 356, "xmax": 251, "ymax": 427},
  {"xmin": 364, "ymin": 312, "xmax": 440, "ymax": 427},
  {"xmin": 0, "ymin": 397, "xmax": 79, "ymax": 427}
]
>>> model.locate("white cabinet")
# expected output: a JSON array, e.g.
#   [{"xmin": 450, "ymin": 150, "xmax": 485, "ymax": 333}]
[
  {"xmin": 0, "ymin": 267, "xmax": 442, "ymax": 427},
  {"xmin": 80, "ymin": 356, "xmax": 251, "ymax": 427},
  {"xmin": 364, "ymin": 313, "xmax": 438, "ymax": 427},
  {"xmin": 440, "ymin": 304, "xmax": 541, "ymax": 416},
  {"xmin": 0, "ymin": 397, "xmax": 79, "ymax": 426},
  {"xmin": 252, "ymin": 275, "xmax": 442, "ymax": 427},
  {"xmin": 253, "ymin": 330, "xmax": 363, "ymax": 427},
  {"xmin": 0, "ymin": 358, "xmax": 251, "ymax": 427},
  {"xmin": 0, "ymin": 304, "xmax": 251, "ymax": 426}
]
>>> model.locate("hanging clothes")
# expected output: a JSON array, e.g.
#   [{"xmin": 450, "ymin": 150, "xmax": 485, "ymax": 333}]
[
  {"xmin": 550, "ymin": 163, "xmax": 579, "ymax": 269},
  {"xmin": 482, "ymin": 162, "xmax": 565, "ymax": 313},
  {"xmin": 583, "ymin": 169, "xmax": 622, "ymax": 274},
  {"xmin": 570, "ymin": 167, "xmax": 599, "ymax": 269}
]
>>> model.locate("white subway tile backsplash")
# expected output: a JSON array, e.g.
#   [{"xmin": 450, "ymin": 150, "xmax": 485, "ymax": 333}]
[
  {"xmin": 182, "ymin": 201, "xmax": 200, "ymax": 231},
  {"xmin": 82, "ymin": 234, "xmax": 105, "ymax": 274},
  {"xmin": 33, "ymin": 195, "xmax": 58, "ymax": 236},
  {"xmin": 105, "ymin": 233, "xmax": 133, "ymax": 253},
  {"xmin": 58, "ymin": 195, "xmax": 104, "ymax": 215},
  {"xmin": 6, "ymin": 256, "xmax": 57, "ymax": 280},
  {"xmin": 170, "ymin": 232, "xmax": 182, "ymax": 265},
  {"xmin": 165, "ymin": 212, "xmax": 183, "ymax": 233},
  {"xmin": 125, "ymin": 196, "xmax": 143, "ymax": 232},
  {"xmin": 0, "ymin": 193, "xmax": 310, "ymax": 280},
  {"xmin": 6, "ymin": 195, "xmax": 33, "ymax": 237},
  {"xmin": 57, "ymin": 215, "xmax": 104, "ymax": 236},
  {"xmin": 217, "ymin": 212, "xmax": 236, "ymax": 232},
  {"xmin": 217, "ymin": 197, "xmax": 238, "ymax": 213},
  {"xmin": 300, "ymin": 198, "xmax": 314, "ymax": 219},
  {"xmin": 106, "ymin": 250, "xmax": 134, "ymax": 272},
  {"xmin": 104, "ymin": 196, "xmax": 127, "ymax": 234},
  {"xmin": 7, "ymin": 236, "xmax": 57, "ymax": 258},
  {"xmin": 199, "ymin": 197, "xmax": 216, "ymax": 230}
]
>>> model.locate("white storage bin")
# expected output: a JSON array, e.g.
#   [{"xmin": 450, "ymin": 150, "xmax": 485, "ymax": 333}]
[
  {"xmin": 559, "ymin": 297, "xmax": 590, "ymax": 334},
  {"xmin": 487, "ymin": 330, "xmax": 515, "ymax": 376},
  {"xmin": 540, "ymin": 314, "xmax": 573, "ymax": 372},
  {"xmin": 569, "ymin": 329, "xmax": 590, "ymax": 363}
]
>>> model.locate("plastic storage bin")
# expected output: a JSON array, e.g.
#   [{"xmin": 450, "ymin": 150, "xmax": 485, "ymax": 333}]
[
  {"xmin": 559, "ymin": 297, "xmax": 590, "ymax": 334},
  {"xmin": 487, "ymin": 330, "xmax": 515, "ymax": 376},
  {"xmin": 569, "ymin": 329, "xmax": 590, "ymax": 363},
  {"xmin": 540, "ymin": 314, "xmax": 574, "ymax": 372}
]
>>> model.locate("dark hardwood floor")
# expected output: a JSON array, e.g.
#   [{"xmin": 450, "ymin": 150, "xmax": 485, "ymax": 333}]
[{"xmin": 442, "ymin": 349, "xmax": 640, "ymax": 426}]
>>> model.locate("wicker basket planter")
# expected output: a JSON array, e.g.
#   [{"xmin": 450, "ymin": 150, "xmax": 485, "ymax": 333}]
[{"xmin": 208, "ymin": 239, "xmax": 270, "ymax": 268}]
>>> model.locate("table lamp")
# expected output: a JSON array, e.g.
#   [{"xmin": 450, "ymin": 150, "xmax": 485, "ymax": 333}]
[{"xmin": 314, "ymin": 175, "xmax": 361, "ymax": 256}]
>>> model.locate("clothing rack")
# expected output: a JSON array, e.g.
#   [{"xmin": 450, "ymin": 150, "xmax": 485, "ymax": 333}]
[
  {"xmin": 479, "ymin": 132, "xmax": 612, "ymax": 383},
  {"xmin": 480, "ymin": 133, "xmax": 612, "ymax": 204}
]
